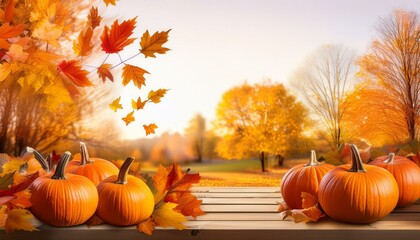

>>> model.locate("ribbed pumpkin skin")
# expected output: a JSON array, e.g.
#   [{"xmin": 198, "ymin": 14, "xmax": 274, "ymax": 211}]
[
  {"xmin": 96, "ymin": 175, "xmax": 154, "ymax": 226},
  {"xmin": 318, "ymin": 164, "xmax": 399, "ymax": 223},
  {"xmin": 67, "ymin": 158, "xmax": 119, "ymax": 186},
  {"xmin": 370, "ymin": 155, "xmax": 420, "ymax": 207},
  {"xmin": 30, "ymin": 174, "xmax": 98, "ymax": 226},
  {"xmin": 280, "ymin": 156, "xmax": 334, "ymax": 209}
]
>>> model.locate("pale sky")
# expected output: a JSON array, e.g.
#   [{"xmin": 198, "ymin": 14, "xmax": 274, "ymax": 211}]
[{"xmin": 101, "ymin": 0, "xmax": 420, "ymax": 139}]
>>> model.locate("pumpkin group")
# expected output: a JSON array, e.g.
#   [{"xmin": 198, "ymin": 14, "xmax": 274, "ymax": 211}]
[
  {"xmin": 369, "ymin": 153, "xmax": 420, "ymax": 207},
  {"xmin": 318, "ymin": 144, "xmax": 399, "ymax": 224},
  {"xmin": 280, "ymin": 150, "xmax": 335, "ymax": 209},
  {"xmin": 30, "ymin": 152, "xmax": 99, "ymax": 227}
]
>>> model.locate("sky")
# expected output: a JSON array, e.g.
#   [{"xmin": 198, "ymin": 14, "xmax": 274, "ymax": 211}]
[{"xmin": 102, "ymin": 0, "xmax": 420, "ymax": 139}]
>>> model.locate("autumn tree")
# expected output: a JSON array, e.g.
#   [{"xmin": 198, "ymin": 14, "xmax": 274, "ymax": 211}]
[
  {"xmin": 185, "ymin": 113, "xmax": 206, "ymax": 162},
  {"xmin": 345, "ymin": 10, "xmax": 420, "ymax": 145},
  {"xmin": 215, "ymin": 81, "xmax": 309, "ymax": 171},
  {"xmin": 293, "ymin": 45, "xmax": 357, "ymax": 151}
]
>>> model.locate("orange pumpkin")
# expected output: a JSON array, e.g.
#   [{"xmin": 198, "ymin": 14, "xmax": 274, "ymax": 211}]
[
  {"xmin": 66, "ymin": 142, "xmax": 119, "ymax": 186},
  {"xmin": 370, "ymin": 153, "xmax": 420, "ymax": 207},
  {"xmin": 96, "ymin": 157, "xmax": 154, "ymax": 226},
  {"xmin": 319, "ymin": 145, "xmax": 399, "ymax": 223},
  {"xmin": 30, "ymin": 152, "xmax": 98, "ymax": 226},
  {"xmin": 280, "ymin": 150, "xmax": 335, "ymax": 209}
]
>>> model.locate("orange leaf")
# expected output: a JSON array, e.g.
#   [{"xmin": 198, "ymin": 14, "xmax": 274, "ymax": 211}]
[
  {"xmin": 140, "ymin": 30, "xmax": 171, "ymax": 58},
  {"xmin": 143, "ymin": 123, "xmax": 158, "ymax": 136},
  {"xmin": 86, "ymin": 214, "xmax": 104, "ymax": 227},
  {"xmin": 0, "ymin": 23, "xmax": 24, "ymax": 39},
  {"xmin": 109, "ymin": 97, "xmax": 122, "ymax": 112},
  {"xmin": 0, "ymin": 171, "xmax": 39, "ymax": 197},
  {"xmin": 122, "ymin": 111, "xmax": 135, "ymax": 126},
  {"xmin": 101, "ymin": 17, "xmax": 136, "ymax": 53},
  {"xmin": 8, "ymin": 191, "xmax": 31, "ymax": 209},
  {"xmin": 148, "ymin": 89, "xmax": 168, "ymax": 103},
  {"xmin": 7, "ymin": 44, "xmax": 28, "ymax": 62},
  {"xmin": 104, "ymin": 0, "xmax": 116, "ymax": 6},
  {"xmin": 136, "ymin": 217, "xmax": 156, "ymax": 235},
  {"xmin": 301, "ymin": 192, "xmax": 317, "ymax": 209},
  {"xmin": 280, "ymin": 205, "xmax": 324, "ymax": 223},
  {"xmin": 58, "ymin": 60, "xmax": 92, "ymax": 87},
  {"xmin": 87, "ymin": 7, "xmax": 102, "ymax": 29},
  {"xmin": 131, "ymin": 97, "xmax": 147, "ymax": 110},
  {"xmin": 122, "ymin": 64, "xmax": 149, "ymax": 89},
  {"xmin": 167, "ymin": 192, "xmax": 205, "ymax": 218},
  {"xmin": 0, "ymin": 205, "xmax": 7, "ymax": 228},
  {"xmin": 277, "ymin": 199, "xmax": 290, "ymax": 212},
  {"xmin": 73, "ymin": 28, "xmax": 94, "ymax": 57},
  {"xmin": 97, "ymin": 64, "xmax": 113, "ymax": 82},
  {"xmin": 152, "ymin": 165, "xmax": 170, "ymax": 195},
  {"xmin": 4, "ymin": 209, "xmax": 37, "ymax": 232},
  {"xmin": 4, "ymin": 0, "xmax": 15, "ymax": 22}
]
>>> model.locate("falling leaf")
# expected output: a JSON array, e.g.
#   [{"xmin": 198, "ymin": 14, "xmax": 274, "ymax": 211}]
[
  {"xmin": 137, "ymin": 217, "xmax": 156, "ymax": 235},
  {"xmin": 109, "ymin": 97, "xmax": 123, "ymax": 112},
  {"xmin": 103, "ymin": 0, "xmax": 116, "ymax": 6},
  {"xmin": 7, "ymin": 44, "xmax": 28, "ymax": 62},
  {"xmin": 152, "ymin": 202, "xmax": 186, "ymax": 230},
  {"xmin": 143, "ymin": 123, "xmax": 158, "ymax": 136},
  {"xmin": 122, "ymin": 64, "xmax": 149, "ymax": 89},
  {"xmin": 122, "ymin": 111, "xmax": 135, "ymax": 126},
  {"xmin": 87, "ymin": 7, "xmax": 102, "ymax": 29},
  {"xmin": 58, "ymin": 60, "xmax": 93, "ymax": 87},
  {"xmin": 4, "ymin": 0, "xmax": 15, "ymax": 22},
  {"xmin": 4, "ymin": 209, "xmax": 37, "ymax": 232},
  {"xmin": 86, "ymin": 214, "xmax": 104, "ymax": 227},
  {"xmin": 148, "ymin": 89, "xmax": 168, "ymax": 104},
  {"xmin": 101, "ymin": 17, "xmax": 137, "ymax": 53},
  {"xmin": 73, "ymin": 28, "xmax": 94, "ymax": 57},
  {"xmin": 32, "ymin": 18, "xmax": 63, "ymax": 47},
  {"xmin": 301, "ymin": 192, "xmax": 317, "ymax": 209},
  {"xmin": 0, "ymin": 172, "xmax": 39, "ymax": 197},
  {"xmin": 0, "ymin": 23, "xmax": 24, "ymax": 39},
  {"xmin": 0, "ymin": 206, "xmax": 7, "ymax": 228},
  {"xmin": 131, "ymin": 97, "xmax": 147, "ymax": 110},
  {"xmin": 97, "ymin": 64, "xmax": 113, "ymax": 82},
  {"xmin": 140, "ymin": 30, "xmax": 171, "ymax": 58}
]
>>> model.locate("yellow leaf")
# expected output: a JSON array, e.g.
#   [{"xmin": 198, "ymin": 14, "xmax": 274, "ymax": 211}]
[
  {"xmin": 0, "ymin": 62, "xmax": 18, "ymax": 82},
  {"xmin": 109, "ymin": 97, "xmax": 122, "ymax": 112},
  {"xmin": 7, "ymin": 44, "xmax": 28, "ymax": 62},
  {"xmin": 73, "ymin": 27, "xmax": 94, "ymax": 57},
  {"xmin": 152, "ymin": 202, "xmax": 186, "ymax": 230},
  {"xmin": 1, "ymin": 160, "xmax": 24, "ymax": 176},
  {"xmin": 103, "ymin": 0, "xmax": 116, "ymax": 7},
  {"xmin": 140, "ymin": 30, "xmax": 171, "ymax": 58},
  {"xmin": 32, "ymin": 18, "xmax": 63, "ymax": 47},
  {"xmin": 148, "ymin": 89, "xmax": 168, "ymax": 103},
  {"xmin": 131, "ymin": 97, "xmax": 147, "ymax": 110},
  {"xmin": 0, "ymin": 205, "xmax": 7, "ymax": 228},
  {"xmin": 4, "ymin": 209, "xmax": 38, "ymax": 232},
  {"xmin": 97, "ymin": 64, "xmax": 113, "ymax": 83},
  {"xmin": 136, "ymin": 217, "xmax": 156, "ymax": 235},
  {"xmin": 122, "ymin": 111, "xmax": 135, "ymax": 126},
  {"xmin": 121, "ymin": 64, "xmax": 149, "ymax": 89},
  {"xmin": 143, "ymin": 123, "xmax": 158, "ymax": 136}
]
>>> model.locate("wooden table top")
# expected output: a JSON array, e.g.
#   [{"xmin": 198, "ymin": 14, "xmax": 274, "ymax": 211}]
[{"xmin": 1, "ymin": 187, "xmax": 419, "ymax": 240}]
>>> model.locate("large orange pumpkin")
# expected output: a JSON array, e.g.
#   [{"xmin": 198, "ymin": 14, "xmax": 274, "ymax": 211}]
[
  {"xmin": 318, "ymin": 145, "xmax": 399, "ymax": 223},
  {"xmin": 370, "ymin": 153, "xmax": 420, "ymax": 207},
  {"xmin": 66, "ymin": 142, "xmax": 119, "ymax": 186},
  {"xmin": 96, "ymin": 157, "xmax": 154, "ymax": 226},
  {"xmin": 280, "ymin": 150, "xmax": 335, "ymax": 209},
  {"xmin": 30, "ymin": 152, "xmax": 98, "ymax": 226}
]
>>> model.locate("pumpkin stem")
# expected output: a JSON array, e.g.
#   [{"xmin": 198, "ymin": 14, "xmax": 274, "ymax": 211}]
[
  {"xmin": 384, "ymin": 153, "xmax": 395, "ymax": 164},
  {"xmin": 305, "ymin": 150, "xmax": 321, "ymax": 166},
  {"xmin": 18, "ymin": 162, "xmax": 28, "ymax": 174},
  {"xmin": 349, "ymin": 144, "xmax": 367, "ymax": 173},
  {"xmin": 79, "ymin": 142, "xmax": 93, "ymax": 165},
  {"xmin": 51, "ymin": 152, "xmax": 72, "ymax": 180},
  {"xmin": 46, "ymin": 153, "xmax": 54, "ymax": 170},
  {"xmin": 115, "ymin": 157, "xmax": 135, "ymax": 184},
  {"xmin": 25, "ymin": 147, "xmax": 50, "ymax": 172}
]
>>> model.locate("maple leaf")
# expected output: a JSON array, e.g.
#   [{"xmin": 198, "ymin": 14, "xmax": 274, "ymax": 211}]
[
  {"xmin": 301, "ymin": 192, "xmax": 317, "ymax": 209},
  {"xmin": 97, "ymin": 64, "xmax": 113, "ymax": 82},
  {"xmin": 0, "ymin": 206, "xmax": 7, "ymax": 228},
  {"xmin": 87, "ymin": 7, "xmax": 102, "ymax": 29},
  {"xmin": 58, "ymin": 60, "xmax": 93, "ymax": 87},
  {"xmin": 32, "ymin": 18, "xmax": 63, "ymax": 47},
  {"xmin": 73, "ymin": 28, "xmax": 94, "ymax": 57},
  {"xmin": 0, "ymin": 23, "xmax": 24, "ymax": 39},
  {"xmin": 4, "ymin": 0, "xmax": 15, "ymax": 22},
  {"xmin": 137, "ymin": 217, "xmax": 156, "ymax": 235},
  {"xmin": 7, "ymin": 44, "xmax": 28, "ymax": 62},
  {"xmin": 109, "ymin": 97, "xmax": 123, "ymax": 112},
  {"xmin": 280, "ymin": 205, "xmax": 324, "ymax": 223},
  {"xmin": 152, "ymin": 202, "xmax": 186, "ymax": 230},
  {"xmin": 168, "ymin": 192, "xmax": 205, "ymax": 218},
  {"xmin": 122, "ymin": 111, "xmax": 135, "ymax": 126},
  {"xmin": 148, "ymin": 89, "xmax": 168, "ymax": 103},
  {"xmin": 104, "ymin": 0, "xmax": 117, "ymax": 6},
  {"xmin": 132, "ymin": 97, "xmax": 147, "ymax": 110},
  {"xmin": 101, "ymin": 17, "xmax": 137, "ymax": 53},
  {"xmin": 143, "ymin": 123, "xmax": 158, "ymax": 136},
  {"xmin": 86, "ymin": 214, "xmax": 104, "ymax": 227},
  {"xmin": 140, "ymin": 30, "xmax": 171, "ymax": 58},
  {"xmin": 122, "ymin": 64, "xmax": 149, "ymax": 89},
  {"xmin": 0, "ymin": 173, "xmax": 14, "ymax": 191},
  {"xmin": 8, "ymin": 191, "xmax": 31, "ymax": 209},
  {"xmin": 1, "ymin": 160, "xmax": 24, "ymax": 176},
  {"xmin": 4, "ymin": 209, "xmax": 37, "ymax": 232},
  {"xmin": 0, "ymin": 172, "xmax": 39, "ymax": 197},
  {"xmin": 0, "ymin": 62, "xmax": 18, "ymax": 82}
]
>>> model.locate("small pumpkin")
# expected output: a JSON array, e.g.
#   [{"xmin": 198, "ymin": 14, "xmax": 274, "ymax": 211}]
[
  {"xmin": 96, "ymin": 157, "xmax": 154, "ymax": 226},
  {"xmin": 30, "ymin": 152, "xmax": 98, "ymax": 227},
  {"xmin": 318, "ymin": 144, "xmax": 399, "ymax": 223},
  {"xmin": 66, "ymin": 142, "xmax": 119, "ymax": 186},
  {"xmin": 280, "ymin": 150, "xmax": 335, "ymax": 209},
  {"xmin": 369, "ymin": 153, "xmax": 420, "ymax": 207}
]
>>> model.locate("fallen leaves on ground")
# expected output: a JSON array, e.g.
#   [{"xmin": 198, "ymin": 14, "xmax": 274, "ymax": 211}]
[{"xmin": 278, "ymin": 192, "xmax": 324, "ymax": 223}]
